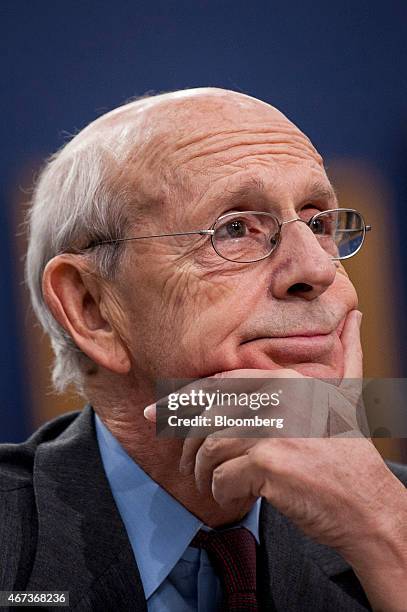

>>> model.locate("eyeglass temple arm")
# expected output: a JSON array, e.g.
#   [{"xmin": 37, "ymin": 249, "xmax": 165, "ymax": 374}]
[{"xmin": 74, "ymin": 229, "xmax": 215, "ymax": 251}]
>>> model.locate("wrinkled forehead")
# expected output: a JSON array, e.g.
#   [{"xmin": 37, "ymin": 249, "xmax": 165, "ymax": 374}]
[
  {"xmin": 137, "ymin": 91, "xmax": 324, "ymax": 172},
  {"xmin": 73, "ymin": 89, "xmax": 323, "ymax": 174},
  {"xmin": 127, "ymin": 94, "xmax": 326, "ymax": 219},
  {"xmin": 72, "ymin": 90, "xmax": 327, "ymax": 222}
]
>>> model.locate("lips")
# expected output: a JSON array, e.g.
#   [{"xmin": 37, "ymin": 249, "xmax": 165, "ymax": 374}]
[
  {"xmin": 241, "ymin": 328, "xmax": 337, "ymax": 341},
  {"xmin": 240, "ymin": 329, "xmax": 341, "ymax": 364}
]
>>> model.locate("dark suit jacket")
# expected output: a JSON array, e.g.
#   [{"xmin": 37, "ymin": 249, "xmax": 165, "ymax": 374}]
[{"xmin": 0, "ymin": 405, "xmax": 406, "ymax": 611}]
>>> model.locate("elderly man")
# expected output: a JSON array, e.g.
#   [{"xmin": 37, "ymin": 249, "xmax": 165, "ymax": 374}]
[{"xmin": 1, "ymin": 88, "xmax": 406, "ymax": 611}]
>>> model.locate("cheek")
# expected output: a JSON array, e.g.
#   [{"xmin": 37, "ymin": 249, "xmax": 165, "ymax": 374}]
[
  {"xmin": 336, "ymin": 262, "xmax": 349, "ymax": 278},
  {"xmin": 147, "ymin": 258, "xmax": 257, "ymax": 342},
  {"xmin": 159, "ymin": 252, "xmax": 257, "ymax": 313},
  {"xmin": 119, "ymin": 257, "xmax": 244, "ymax": 346},
  {"xmin": 178, "ymin": 270, "xmax": 264, "ymax": 351},
  {"xmin": 333, "ymin": 266, "xmax": 358, "ymax": 308}
]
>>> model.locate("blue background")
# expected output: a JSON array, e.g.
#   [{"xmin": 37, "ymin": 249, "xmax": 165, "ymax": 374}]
[{"xmin": 1, "ymin": 0, "xmax": 406, "ymax": 441}]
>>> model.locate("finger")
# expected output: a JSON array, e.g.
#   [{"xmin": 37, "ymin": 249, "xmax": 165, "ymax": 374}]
[
  {"xmin": 194, "ymin": 436, "xmax": 257, "ymax": 492},
  {"xmin": 180, "ymin": 436, "xmax": 207, "ymax": 474},
  {"xmin": 213, "ymin": 368, "xmax": 301, "ymax": 379},
  {"xmin": 342, "ymin": 310, "xmax": 363, "ymax": 379},
  {"xmin": 180, "ymin": 425, "xmax": 255, "ymax": 475},
  {"xmin": 179, "ymin": 406, "xmax": 286, "ymax": 481},
  {"xmin": 144, "ymin": 368, "xmax": 302, "ymax": 422},
  {"xmin": 143, "ymin": 374, "xmax": 222, "ymax": 423},
  {"xmin": 211, "ymin": 453, "xmax": 265, "ymax": 507}
]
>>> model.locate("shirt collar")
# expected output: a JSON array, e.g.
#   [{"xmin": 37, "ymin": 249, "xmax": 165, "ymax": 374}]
[{"xmin": 95, "ymin": 413, "xmax": 261, "ymax": 599}]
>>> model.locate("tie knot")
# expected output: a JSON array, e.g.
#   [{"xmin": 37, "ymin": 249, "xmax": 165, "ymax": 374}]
[{"xmin": 191, "ymin": 527, "xmax": 258, "ymax": 610}]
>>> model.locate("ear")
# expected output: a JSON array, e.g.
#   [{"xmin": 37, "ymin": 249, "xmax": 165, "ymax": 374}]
[{"xmin": 42, "ymin": 255, "xmax": 131, "ymax": 375}]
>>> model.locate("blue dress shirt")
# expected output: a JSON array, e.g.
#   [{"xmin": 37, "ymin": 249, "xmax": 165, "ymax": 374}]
[{"xmin": 95, "ymin": 414, "xmax": 261, "ymax": 611}]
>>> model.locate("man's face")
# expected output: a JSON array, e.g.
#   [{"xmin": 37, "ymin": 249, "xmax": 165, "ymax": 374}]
[{"xmin": 114, "ymin": 93, "xmax": 358, "ymax": 387}]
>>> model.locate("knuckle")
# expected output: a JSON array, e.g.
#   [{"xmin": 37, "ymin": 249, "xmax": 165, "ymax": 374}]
[
  {"xmin": 247, "ymin": 443, "xmax": 272, "ymax": 470},
  {"xmin": 202, "ymin": 435, "xmax": 222, "ymax": 458},
  {"xmin": 212, "ymin": 463, "xmax": 225, "ymax": 484}
]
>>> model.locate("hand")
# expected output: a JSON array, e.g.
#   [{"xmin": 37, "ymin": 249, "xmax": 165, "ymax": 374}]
[{"xmin": 144, "ymin": 310, "xmax": 407, "ymax": 609}]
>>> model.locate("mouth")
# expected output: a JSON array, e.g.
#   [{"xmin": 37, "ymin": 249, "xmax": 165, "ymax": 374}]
[{"xmin": 240, "ymin": 327, "xmax": 342, "ymax": 364}]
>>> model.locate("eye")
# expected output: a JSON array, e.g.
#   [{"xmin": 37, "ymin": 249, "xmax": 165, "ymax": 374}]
[
  {"xmin": 300, "ymin": 205, "xmax": 331, "ymax": 235},
  {"xmin": 310, "ymin": 217, "xmax": 326, "ymax": 234},
  {"xmin": 217, "ymin": 218, "xmax": 248, "ymax": 239}
]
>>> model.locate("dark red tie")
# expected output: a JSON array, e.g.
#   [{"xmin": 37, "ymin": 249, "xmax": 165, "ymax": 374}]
[{"xmin": 191, "ymin": 527, "xmax": 258, "ymax": 611}]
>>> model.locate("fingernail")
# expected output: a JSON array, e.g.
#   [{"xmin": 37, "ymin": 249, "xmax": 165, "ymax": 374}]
[
  {"xmin": 356, "ymin": 310, "xmax": 363, "ymax": 328},
  {"xmin": 143, "ymin": 404, "xmax": 156, "ymax": 422}
]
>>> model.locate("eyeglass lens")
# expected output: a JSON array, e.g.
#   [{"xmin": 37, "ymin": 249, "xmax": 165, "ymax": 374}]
[{"xmin": 212, "ymin": 210, "xmax": 365, "ymax": 263}]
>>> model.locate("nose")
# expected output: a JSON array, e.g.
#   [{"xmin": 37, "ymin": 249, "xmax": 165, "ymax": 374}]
[{"xmin": 270, "ymin": 218, "xmax": 336, "ymax": 300}]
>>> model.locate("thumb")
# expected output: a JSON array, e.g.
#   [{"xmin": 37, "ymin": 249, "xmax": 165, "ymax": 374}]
[{"xmin": 342, "ymin": 310, "xmax": 363, "ymax": 379}]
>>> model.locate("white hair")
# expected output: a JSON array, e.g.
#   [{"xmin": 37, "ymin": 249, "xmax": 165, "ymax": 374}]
[{"xmin": 25, "ymin": 117, "xmax": 143, "ymax": 394}]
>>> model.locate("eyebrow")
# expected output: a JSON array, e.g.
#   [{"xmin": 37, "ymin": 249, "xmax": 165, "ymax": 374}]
[
  {"xmin": 212, "ymin": 176, "xmax": 339, "ymax": 211},
  {"xmin": 304, "ymin": 181, "xmax": 339, "ymax": 206},
  {"xmin": 218, "ymin": 177, "xmax": 269, "ymax": 207}
]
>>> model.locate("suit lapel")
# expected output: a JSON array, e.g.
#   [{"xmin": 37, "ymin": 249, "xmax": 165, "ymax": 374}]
[
  {"xmin": 26, "ymin": 406, "xmax": 147, "ymax": 611},
  {"xmin": 258, "ymin": 500, "xmax": 369, "ymax": 612}
]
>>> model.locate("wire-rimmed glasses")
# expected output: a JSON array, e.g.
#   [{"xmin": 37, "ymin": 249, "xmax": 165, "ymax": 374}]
[{"xmin": 75, "ymin": 208, "xmax": 371, "ymax": 263}]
